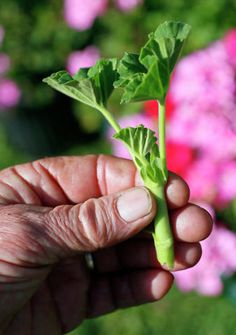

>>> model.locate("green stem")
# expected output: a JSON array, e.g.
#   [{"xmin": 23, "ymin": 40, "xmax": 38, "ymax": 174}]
[
  {"xmin": 151, "ymin": 99, "xmax": 174, "ymax": 268},
  {"xmin": 158, "ymin": 100, "xmax": 168, "ymax": 182},
  {"xmin": 99, "ymin": 100, "xmax": 174, "ymax": 268},
  {"xmin": 97, "ymin": 105, "xmax": 121, "ymax": 133},
  {"xmin": 151, "ymin": 185, "xmax": 174, "ymax": 269}
]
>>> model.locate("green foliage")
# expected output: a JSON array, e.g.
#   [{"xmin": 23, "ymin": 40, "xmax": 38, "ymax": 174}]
[
  {"xmin": 114, "ymin": 125, "xmax": 164, "ymax": 184},
  {"xmin": 115, "ymin": 21, "xmax": 191, "ymax": 103},
  {"xmin": 68, "ymin": 287, "xmax": 236, "ymax": 335},
  {"xmin": 218, "ymin": 200, "xmax": 236, "ymax": 232},
  {"xmin": 0, "ymin": 125, "xmax": 29, "ymax": 169},
  {"xmin": 43, "ymin": 59, "xmax": 118, "ymax": 109}
]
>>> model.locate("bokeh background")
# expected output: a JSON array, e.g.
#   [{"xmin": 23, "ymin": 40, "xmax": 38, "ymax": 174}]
[{"xmin": 1, "ymin": 0, "xmax": 236, "ymax": 334}]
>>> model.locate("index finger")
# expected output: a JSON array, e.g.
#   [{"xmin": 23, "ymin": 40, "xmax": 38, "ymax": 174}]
[{"xmin": 0, "ymin": 155, "xmax": 189, "ymax": 207}]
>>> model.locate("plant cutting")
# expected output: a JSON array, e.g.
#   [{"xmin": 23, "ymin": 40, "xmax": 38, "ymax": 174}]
[{"xmin": 43, "ymin": 21, "xmax": 191, "ymax": 269}]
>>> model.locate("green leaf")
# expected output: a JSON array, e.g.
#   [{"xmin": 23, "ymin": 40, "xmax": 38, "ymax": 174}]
[
  {"xmin": 114, "ymin": 125, "xmax": 164, "ymax": 184},
  {"xmin": 115, "ymin": 21, "xmax": 191, "ymax": 103},
  {"xmin": 114, "ymin": 125, "xmax": 157, "ymax": 159},
  {"xmin": 43, "ymin": 58, "xmax": 118, "ymax": 109}
]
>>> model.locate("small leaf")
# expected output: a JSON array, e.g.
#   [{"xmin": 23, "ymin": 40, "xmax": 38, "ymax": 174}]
[
  {"xmin": 43, "ymin": 72, "xmax": 98, "ymax": 108},
  {"xmin": 87, "ymin": 58, "xmax": 118, "ymax": 106},
  {"xmin": 115, "ymin": 21, "xmax": 191, "ymax": 104},
  {"xmin": 114, "ymin": 53, "xmax": 147, "ymax": 88},
  {"xmin": 114, "ymin": 125, "xmax": 164, "ymax": 184},
  {"xmin": 43, "ymin": 58, "xmax": 118, "ymax": 109},
  {"xmin": 114, "ymin": 125, "xmax": 157, "ymax": 159}
]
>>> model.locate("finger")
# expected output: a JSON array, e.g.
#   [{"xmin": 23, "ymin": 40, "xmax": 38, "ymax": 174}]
[
  {"xmin": 170, "ymin": 204, "xmax": 213, "ymax": 242},
  {"xmin": 134, "ymin": 203, "xmax": 213, "ymax": 243},
  {"xmin": 44, "ymin": 187, "xmax": 156, "ymax": 256},
  {"xmin": 48, "ymin": 256, "xmax": 89, "ymax": 334},
  {"xmin": 87, "ymin": 270, "xmax": 173, "ymax": 318},
  {"xmin": 30, "ymin": 282, "xmax": 61, "ymax": 334},
  {"xmin": 0, "ymin": 155, "xmax": 189, "ymax": 208},
  {"xmin": 166, "ymin": 172, "xmax": 190, "ymax": 209},
  {"xmin": 0, "ymin": 187, "xmax": 156, "ymax": 266},
  {"xmin": 93, "ymin": 240, "xmax": 202, "ymax": 273}
]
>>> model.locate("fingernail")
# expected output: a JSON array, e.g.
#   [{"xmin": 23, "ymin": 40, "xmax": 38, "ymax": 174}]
[{"xmin": 117, "ymin": 187, "xmax": 152, "ymax": 222}]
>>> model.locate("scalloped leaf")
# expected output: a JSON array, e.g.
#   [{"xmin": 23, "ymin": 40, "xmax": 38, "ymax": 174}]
[
  {"xmin": 114, "ymin": 125, "xmax": 164, "ymax": 184},
  {"xmin": 115, "ymin": 21, "xmax": 191, "ymax": 104},
  {"xmin": 43, "ymin": 59, "xmax": 118, "ymax": 109}
]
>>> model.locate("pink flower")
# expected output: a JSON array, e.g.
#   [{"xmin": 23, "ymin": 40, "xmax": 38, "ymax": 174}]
[
  {"xmin": 64, "ymin": 0, "xmax": 108, "ymax": 31},
  {"xmin": 67, "ymin": 46, "xmax": 100, "ymax": 74},
  {"xmin": 115, "ymin": 0, "xmax": 143, "ymax": 11},
  {"xmin": 169, "ymin": 42, "xmax": 235, "ymax": 113},
  {"xmin": 185, "ymin": 158, "xmax": 218, "ymax": 203},
  {"xmin": 168, "ymin": 40, "xmax": 236, "ymax": 162},
  {"xmin": 0, "ymin": 53, "xmax": 10, "ymax": 76},
  {"xmin": 175, "ymin": 218, "xmax": 236, "ymax": 296},
  {"xmin": 0, "ymin": 26, "xmax": 4, "ymax": 45},
  {"xmin": 184, "ymin": 157, "xmax": 236, "ymax": 207},
  {"xmin": 0, "ymin": 79, "xmax": 21, "ymax": 109},
  {"xmin": 108, "ymin": 113, "xmax": 155, "ymax": 159},
  {"xmin": 218, "ymin": 161, "xmax": 236, "ymax": 205},
  {"xmin": 168, "ymin": 108, "xmax": 236, "ymax": 160},
  {"xmin": 224, "ymin": 29, "xmax": 236, "ymax": 68}
]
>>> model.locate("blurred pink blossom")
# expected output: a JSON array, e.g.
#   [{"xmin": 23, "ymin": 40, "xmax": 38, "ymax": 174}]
[
  {"xmin": 166, "ymin": 36, "xmax": 236, "ymax": 211},
  {"xmin": 67, "ymin": 46, "xmax": 100, "ymax": 75},
  {"xmin": 224, "ymin": 29, "xmax": 236, "ymax": 68},
  {"xmin": 0, "ymin": 53, "xmax": 10, "ymax": 76},
  {"xmin": 185, "ymin": 158, "xmax": 236, "ymax": 206},
  {"xmin": 115, "ymin": 0, "xmax": 143, "ymax": 11},
  {"xmin": 175, "ymin": 220, "xmax": 236, "ymax": 296},
  {"xmin": 185, "ymin": 158, "xmax": 218, "ymax": 203},
  {"xmin": 0, "ymin": 26, "xmax": 4, "ymax": 45},
  {"xmin": 218, "ymin": 161, "xmax": 236, "ymax": 205},
  {"xmin": 64, "ymin": 0, "xmax": 108, "ymax": 31},
  {"xmin": 169, "ymin": 42, "xmax": 235, "ymax": 113},
  {"xmin": 168, "ymin": 108, "xmax": 236, "ymax": 160},
  {"xmin": 0, "ymin": 79, "xmax": 21, "ymax": 109}
]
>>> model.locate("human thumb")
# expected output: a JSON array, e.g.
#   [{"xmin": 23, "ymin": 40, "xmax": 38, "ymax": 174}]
[
  {"xmin": 0, "ymin": 187, "xmax": 156, "ymax": 266},
  {"xmin": 42, "ymin": 186, "xmax": 156, "ymax": 260}
]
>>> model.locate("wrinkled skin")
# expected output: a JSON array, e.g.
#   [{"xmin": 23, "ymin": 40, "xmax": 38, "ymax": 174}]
[{"xmin": 0, "ymin": 155, "xmax": 213, "ymax": 334}]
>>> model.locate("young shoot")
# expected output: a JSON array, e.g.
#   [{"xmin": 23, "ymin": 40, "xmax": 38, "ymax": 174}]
[{"xmin": 43, "ymin": 21, "xmax": 191, "ymax": 269}]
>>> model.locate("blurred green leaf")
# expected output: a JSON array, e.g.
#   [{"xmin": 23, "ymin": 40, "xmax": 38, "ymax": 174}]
[
  {"xmin": 67, "ymin": 287, "xmax": 236, "ymax": 335},
  {"xmin": 218, "ymin": 200, "xmax": 236, "ymax": 232}
]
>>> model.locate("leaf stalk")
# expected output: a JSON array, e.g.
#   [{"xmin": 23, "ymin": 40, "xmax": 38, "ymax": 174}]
[
  {"xmin": 158, "ymin": 100, "xmax": 168, "ymax": 182},
  {"xmin": 97, "ymin": 105, "xmax": 121, "ymax": 133}
]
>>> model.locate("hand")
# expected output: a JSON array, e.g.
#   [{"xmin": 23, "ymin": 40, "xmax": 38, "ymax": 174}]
[{"xmin": 0, "ymin": 155, "xmax": 212, "ymax": 334}]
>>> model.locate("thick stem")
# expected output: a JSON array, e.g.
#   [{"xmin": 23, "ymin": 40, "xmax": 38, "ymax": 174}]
[
  {"xmin": 158, "ymin": 100, "xmax": 168, "ymax": 182},
  {"xmin": 97, "ymin": 105, "xmax": 121, "ymax": 133},
  {"xmin": 151, "ymin": 99, "xmax": 174, "ymax": 268},
  {"xmin": 151, "ymin": 185, "xmax": 174, "ymax": 269}
]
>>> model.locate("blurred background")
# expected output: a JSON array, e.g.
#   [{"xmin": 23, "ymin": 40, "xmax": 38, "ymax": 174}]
[{"xmin": 1, "ymin": 0, "xmax": 236, "ymax": 334}]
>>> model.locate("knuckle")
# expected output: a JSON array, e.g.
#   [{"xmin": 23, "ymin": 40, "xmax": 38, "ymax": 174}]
[{"xmin": 78, "ymin": 197, "xmax": 116, "ymax": 250}]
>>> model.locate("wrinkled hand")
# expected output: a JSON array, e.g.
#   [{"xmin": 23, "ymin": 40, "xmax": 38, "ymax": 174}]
[{"xmin": 0, "ymin": 155, "xmax": 212, "ymax": 334}]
